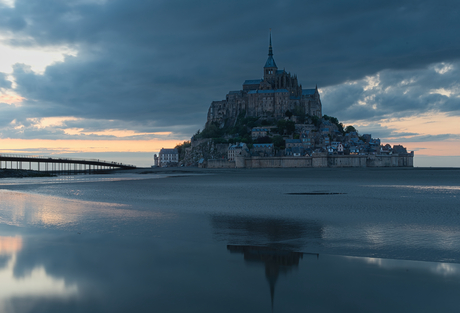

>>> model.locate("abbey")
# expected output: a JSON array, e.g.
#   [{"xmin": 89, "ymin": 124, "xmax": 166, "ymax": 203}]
[{"xmin": 206, "ymin": 34, "xmax": 322, "ymax": 127}]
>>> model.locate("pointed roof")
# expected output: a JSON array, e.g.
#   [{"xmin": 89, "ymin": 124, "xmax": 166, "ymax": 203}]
[{"xmin": 264, "ymin": 31, "xmax": 277, "ymax": 68}]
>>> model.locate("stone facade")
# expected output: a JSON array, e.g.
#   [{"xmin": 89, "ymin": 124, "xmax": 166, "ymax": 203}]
[
  {"xmin": 157, "ymin": 148, "xmax": 179, "ymax": 167},
  {"xmin": 206, "ymin": 34, "xmax": 322, "ymax": 128}
]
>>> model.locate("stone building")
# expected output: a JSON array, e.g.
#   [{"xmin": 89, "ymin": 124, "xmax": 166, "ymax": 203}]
[
  {"xmin": 206, "ymin": 33, "xmax": 322, "ymax": 128},
  {"xmin": 157, "ymin": 148, "xmax": 179, "ymax": 167},
  {"xmin": 251, "ymin": 127, "xmax": 269, "ymax": 139},
  {"xmin": 228, "ymin": 143, "xmax": 248, "ymax": 161}
]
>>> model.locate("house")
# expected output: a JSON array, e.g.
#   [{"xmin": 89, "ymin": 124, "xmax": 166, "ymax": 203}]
[
  {"xmin": 251, "ymin": 128, "xmax": 269, "ymax": 139},
  {"xmin": 393, "ymin": 145, "xmax": 408, "ymax": 154},
  {"xmin": 228, "ymin": 143, "xmax": 248, "ymax": 160},
  {"xmin": 158, "ymin": 148, "xmax": 179, "ymax": 167},
  {"xmin": 285, "ymin": 139, "xmax": 302, "ymax": 149},
  {"xmin": 337, "ymin": 143, "xmax": 344, "ymax": 154},
  {"xmin": 300, "ymin": 132, "xmax": 312, "ymax": 147},
  {"xmin": 252, "ymin": 143, "xmax": 274, "ymax": 156},
  {"xmin": 286, "ymin": 146, "xmax": 304, "ymax": 156}
]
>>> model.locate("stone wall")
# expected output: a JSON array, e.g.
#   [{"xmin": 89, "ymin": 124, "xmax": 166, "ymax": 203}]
[
  {"xmin": 207, "ymin": 159, "xmax": 236, "ymax": 168},
  {"xmin": 366, "ymin": 153, "xmax": 414, "ymax": 167},
  {"xmin": 243, "ymin": 156, "xmax": 312, "ymax": 168},
  {"xmin": 232, "ymin": 154, "xmax": 413, "ymax": 168},
  {"xmin": 327, "ymin": 155, "xmax": 367, "ymax": 167}
]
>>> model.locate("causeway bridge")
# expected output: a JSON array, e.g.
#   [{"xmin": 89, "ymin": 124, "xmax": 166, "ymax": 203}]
[{"xmin": 0, "ymin": 153, "xmax": 136, "ymax": 173}]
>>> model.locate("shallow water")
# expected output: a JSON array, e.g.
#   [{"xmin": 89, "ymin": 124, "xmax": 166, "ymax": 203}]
[{"xmin": 0, "ymin": 168, "xmax": 459, "ymax": 312}]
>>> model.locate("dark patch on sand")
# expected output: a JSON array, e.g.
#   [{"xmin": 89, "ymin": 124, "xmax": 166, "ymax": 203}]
[{"xmin": 286, "ymin": 192, "xmax": 346, "ymax": 195}]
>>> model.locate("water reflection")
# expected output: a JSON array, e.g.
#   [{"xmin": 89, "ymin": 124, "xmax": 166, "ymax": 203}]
[
  {"xmin": 211, "ymin": 215, "xmax": 323, "ymax": 250},
  {"xmin": 0, "ymin": 173, "xmax": 163, "ymax": 186},
  {"xmin": 358, "ymin": 256, "xmax": 460, "ymax": 277},
  {"xmin": 367, "ymin": 184, "xmax": 460, "ymax": 193},
  {"xmin": 228, "ymin": 244, "xmax": 317, "ymax": 310},
  {"xmin": 0, "ymin": 228, "xmax": 459, "ymax": 312},
  {"xmin": 0, "ymin": 235, "xmax": 22, "ymax": 254},
  {"xmin": 213, "ymin": 215, "xmax": 323, "ymax": 310},
  {"xmin": 0, "ymin": 236, "xmax": 78, "ymax": 311},
  {"xmin": 0, "ymin": 190, "xmax": 170, "ymax": 233}
]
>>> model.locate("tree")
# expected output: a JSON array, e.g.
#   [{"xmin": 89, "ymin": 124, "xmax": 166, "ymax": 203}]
[
  {"xmin": 256, "ymin": 136, "xmax": 272, "ymax": 143},
  {"xmin": 293, "ymin": 105, "xmax": 306, "ymax": 124},
  {"xmin": 175, "ymin": 141, "xmax": 191, "ymax": 161},
  {"xmin": 286, "ymin": 121, "xmax": 296, "ymax": 135},
  {"xmin": 200, "ymin": 122, "xmax": 225, "ymax": 138},
  {"xmin": 311, "ymin": 115, "xmax": 320, "ymax": 128},
  {"xmin": 337, "ymin": 122, "xmax": 344, "ymax": 134},
  {"xmin": 261, "ymin": 119, "xmax": 270, "ymax": 126},
  {"xmin": 272, "ymin": 135, "xmax": 285, "ymax": 149},
  {"xmin": 285, "ymin": 110, "xmax": 293, "ymax": 119},
  {"xmin": 345, "ymin": 125, "xmax": 357, "ymax": 133},
  {"xmin": 277, "ymin": 119, "xmax": 287, "ymax": 134}
]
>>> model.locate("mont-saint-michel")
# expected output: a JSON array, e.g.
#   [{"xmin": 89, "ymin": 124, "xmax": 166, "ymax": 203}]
[{"xmin": 155, "ymin": 34, "xmax": 414, "ymax": 168}]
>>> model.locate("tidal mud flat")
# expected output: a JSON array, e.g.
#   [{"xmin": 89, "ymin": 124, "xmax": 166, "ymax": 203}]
[
  {"xmin": 0, "ymin": 167, "xmax": 459, "ymax": 312},
  {"xmin": 0, "ymin": 169, "xmax": 55, "ymax": 178}
]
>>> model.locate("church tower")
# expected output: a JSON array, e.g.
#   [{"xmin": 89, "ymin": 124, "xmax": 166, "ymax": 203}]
[{"xmin": 263, "ymin": 32, "xmax": 277, "ymax": 81}]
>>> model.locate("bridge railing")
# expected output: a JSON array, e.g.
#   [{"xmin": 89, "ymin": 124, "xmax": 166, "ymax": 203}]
[{"xmin": 0, "ymin": 153, "xmax": 136, "ymax": 168}]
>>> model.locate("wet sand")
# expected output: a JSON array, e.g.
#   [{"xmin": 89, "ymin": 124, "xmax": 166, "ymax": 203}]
[{"xmin": 0, "ymin": 167, "xmax": 459, "ymax": 312}]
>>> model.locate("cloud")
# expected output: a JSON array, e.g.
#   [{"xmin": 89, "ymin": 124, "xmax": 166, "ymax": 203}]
[
  {"xmin": 0, "ymin": 72, "xmax": 11, "ymax": 89},
  {"xmin": 0, "ymin": 0, "xmax": 459, "ymax": 140},
  {"xmin": 391, "ymin": 133, "xmax": 460, "ymax": 142},
  {"xmin": 322, "ymin": 61, "xmax": 460, "ymax": 121}
]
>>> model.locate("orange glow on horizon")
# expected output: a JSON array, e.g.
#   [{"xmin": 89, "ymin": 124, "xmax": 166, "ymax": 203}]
[
  {"xmin": 379, "ymin": 113, "xmax": 460, "ymax": 138},
  {"xmin": 0, "ymin": 138, "xmax": 188, "ymax": 154},
  {"xmin": 385, "ymin": 140, "xmax": 460, "ymax": 156},
  {"xmin": 63, "ymin": 129, "xmax": 172, "ymax": 137}
]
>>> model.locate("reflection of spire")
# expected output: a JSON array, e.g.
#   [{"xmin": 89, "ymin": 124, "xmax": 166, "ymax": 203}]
[
  {"xmin": 266, "ymin": 262, "xmax": 278, "ymax": 311},
  {"xmin": 228, "ymin": 245, "xmax": 309, "ymax": 312}
]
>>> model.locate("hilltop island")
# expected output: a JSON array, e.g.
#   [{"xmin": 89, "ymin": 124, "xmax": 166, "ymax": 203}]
[{"xmin": 157, "ymin": 34, "xmax": 414, "ymax": 169}]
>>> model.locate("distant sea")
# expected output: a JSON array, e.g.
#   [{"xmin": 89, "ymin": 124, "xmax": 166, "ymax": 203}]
[{"xmin": 414, "ymin": 155, "xmax": 460, "ymax": 167}]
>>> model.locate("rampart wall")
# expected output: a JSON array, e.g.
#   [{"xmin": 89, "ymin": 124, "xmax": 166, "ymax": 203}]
[
  {"xmin": 207, "ymin": 159, "xmax": 236, "ymax": 168},
  {"xmin": 231, "ymin": 153, "xmax": 413, "ymax": 168}
]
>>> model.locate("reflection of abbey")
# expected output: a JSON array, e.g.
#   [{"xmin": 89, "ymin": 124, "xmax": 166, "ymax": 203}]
[{"xmin": 207, "ymin": 34, "xmax": 322, "ymax": 127}]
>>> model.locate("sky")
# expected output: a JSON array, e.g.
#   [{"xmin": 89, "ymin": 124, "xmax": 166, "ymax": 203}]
[{"xmin": 0, "ymin": 0, "xmax": 459, "ymax": 167}]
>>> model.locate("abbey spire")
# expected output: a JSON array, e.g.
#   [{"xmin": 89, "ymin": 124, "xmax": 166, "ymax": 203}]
[{"xmin": 264, "ymin": 31, "xmax": 277, "ymax": 80}]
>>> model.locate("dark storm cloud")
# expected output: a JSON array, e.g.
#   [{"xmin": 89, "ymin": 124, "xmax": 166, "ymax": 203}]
[
  {"xmin": 1, "ymin": 0, "xmax": 460, "ymax": 139},
  {"xmin": 322, "ymin": 61, "xmax": 460, "ymax": 121}
]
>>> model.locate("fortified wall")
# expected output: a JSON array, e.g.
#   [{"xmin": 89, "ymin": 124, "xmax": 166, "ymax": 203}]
[{"xmin": 207, "ymin": 153, "xmax": 414, "ymax": 169}]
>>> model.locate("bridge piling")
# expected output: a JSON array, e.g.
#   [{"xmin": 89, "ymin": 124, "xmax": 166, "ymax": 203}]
[{"xmin": 1, "ymin": 154, "xmax": 135, "ymax": 173}]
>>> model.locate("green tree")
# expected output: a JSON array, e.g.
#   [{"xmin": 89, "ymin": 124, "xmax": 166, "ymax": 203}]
[
  {"xmin": 293, "ymin": 105, "xmax": 306, "ymax": 124},
  {"xmin": 174, "ymin": 141, "xmax": 191, "ymax": 161},
  {"xmin": 256, "ymin": 136, "xmax": 272, "ymax": 144},
  {"xmin": 345, "ymin": 125, "xmax": 357, "ymax": 133},
  {"xmin": 286, "ymin": 121, "xmax": 296, "ymax": 135},
  {"xmin": 311, "ymin": 115, "xmax": 320, "ymax": 128},
  {"xmin": 201, "ymin": 123, "xmax": 223, "ymax": 138},
  {"xmin": 272, "ymin": 135, "xmax": 285, "ymax": 149},
  {"xmin": 277, "ymin": 119, "xmax": 287, "ymax": 134},
  {"xmin": 261, "ymin": 119, "xmax": 270, "ymax": 126}
]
